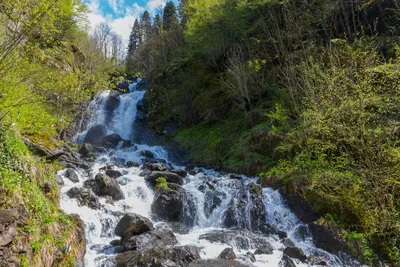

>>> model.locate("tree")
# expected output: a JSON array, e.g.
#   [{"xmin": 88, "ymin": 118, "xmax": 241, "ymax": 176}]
[
  {"xmin": 140, "ymin": 11, "xmax": 152, "ymax": 42},
  {"xmin": 153, "ymin": 14, "xmax": 163, "ymax": 34},
  {"xmin": 163, "ymin": 1, "xmax": 178, "ymax": 30},
  {"xmin": 128, "ymin": 19, "xmax": 141, "ymax": 54}
]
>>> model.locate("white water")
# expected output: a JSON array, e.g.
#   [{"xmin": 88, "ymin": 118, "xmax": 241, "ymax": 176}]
[{"xmin": 59, "ymin": 80, "xmax": 356, "ymax": 267}]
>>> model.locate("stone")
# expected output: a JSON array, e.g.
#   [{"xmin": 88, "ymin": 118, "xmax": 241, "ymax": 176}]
[
  {"xmin": 254, "ymin": 243, "xmax": 274, "ymax": 255},
  {"xmin": 279, "ymin": 255, "xmax": 296, "ymax": 267},
  {"xmin": 126, "ymin": 161, "xmax": 140, "ymax": 168},
  {"xmin": 285, "ymin": 194, "xmax": 322, "ymax": 223},
  {"xmin": 122, "ymin": 225, "xmax": 178, "ymax": 251},
  {"xmin": 114, "ymin": 213, "xmax": 154, "ymax": 237},
  {"xmin": 64, "ymin": 168, "xmax": 79, "ymax": 183},
  {"xmin": 142, "ymin": 163, "xmax": 166, "ymax": 172},
  {"xmin": 113, "ymin": 245, "xmax": 200, "ymax": 267},
  {"xmin": 86, "ymin": 173, "xmax": 124, "ymax": 201},
  {"xmin": 145, "ymin": 171, "xmax": 184, "ymax": 186},
  {"xmin": 308, "ymin": 222, "xmax": 347, "ymax": 253},
  {"xmin": 241, "ymin": 252, "xmax": 256, "ymax": 263},
  {"xmin": 41, "ymin": 182, "xmax": 53, "ymax": 194},
  {"xmin": 259, "ymin": 223, "xmax": 287, "ymax": 239},
  {"xmin": 199, "ymin": 230, "xmax": 271, "ymax": 250},
  {"xmin": 110, "ymin": 239, "xmax": 120, "ymax": 246},
  {"xmin": 105, "ymin": 169, "xmax": 123, "ymax": 179},
  {"xmin": 66, "ymin": 187, "xmax": 101, "ymax": 209},
  {"xmin": 151, "ymin": 186, "xmax": 184, "ymax": 222},
  {"xmin": 218, "ymin": 248, "xmax": 236, "ymax": 260},
  {"xmin": 101, "ymin": 134, "xmax": 123, "ymax": 148},
  {"xmin": 105, "ymin": 93, "xmax": 121, "ymax": 111},
  {"xmin": 283, "ymin": 246, "xmax": 307, "ymax": 262},
  {"xmin": 83, "ymin": 124, "xmax": 107, "ymax": 145},
  {"xmin": 282, "ymin": 238, "xmax": 295, "ymax": 247},
  {"xmin": 189, "ymin": 260, "xmax": 248, "ymax": 267}
]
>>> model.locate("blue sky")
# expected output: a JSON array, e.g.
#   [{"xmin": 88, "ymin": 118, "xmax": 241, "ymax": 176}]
[{"xmin": 85, "ymin": 0, "xmax": 178, "ymax": 44}]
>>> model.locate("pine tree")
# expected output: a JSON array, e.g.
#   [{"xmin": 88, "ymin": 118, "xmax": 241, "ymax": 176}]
[
  {"xmin": 153, "ymin": 14, "xmax": 162, "ymax": 34},
  {"xmin": 163, "ymin": 1, "xmax": 178, "ymax": 31},
  {"xmin": 140, "ymin": 11, "xmax": 152, "ymax": 42},
  {"xmin": 127, "ymin": 19, "xmax": 141, "ymax": 54}
]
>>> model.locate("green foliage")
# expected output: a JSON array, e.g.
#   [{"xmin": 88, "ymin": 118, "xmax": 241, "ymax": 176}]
[{"xmin": 155, "ymin": 177, "xmax": 170, "ymax": 190}]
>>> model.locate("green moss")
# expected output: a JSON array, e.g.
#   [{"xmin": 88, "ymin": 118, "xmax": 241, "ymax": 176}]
[{"xmin": 155, "ymin": 177, "xmax": 170, "ymax": 190}]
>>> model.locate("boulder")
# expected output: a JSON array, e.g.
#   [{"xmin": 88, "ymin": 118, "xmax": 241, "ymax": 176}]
[
  {"xmin": 101, "ymin": 134, "xmax": 123, "ymax": 148},
  {"xmin": 142, "ymin": 163, "xmax": 166, "ymax": 172},
  {"xmin": 145, "ymin": 171, "xmax": 184, "ymax": 186},
  {"xmin": 254, "ymin": 244, "xmax": 274, "ymax": 255},
  {"xmin": 114, "ymin": 213, "xmax": 154, "ymax": 237},
  {"xmin": 283, "ymin": 246, "xmax": 307, "ymax": 262},
  {"xmin": 282, "ymin": 238, "xmax": 295, "ymax": 248},
  {"xmin": 223, "ymin": 182, "xmax": 265, "ymax": 231},
  {"xmin": 279, "ymin": 255, "xmax": 296, "ymax": 267},
  {"xmin": 218, "ymin": 248, "xmax": 236, "ymax": 260},
  {"xmin": 285, "ymin": 194, "xmax": 322, "ymax": 223},
  {"xmin": 105, "ymin": 169, "xmax": 123, "ymax": 179},
  {"xmin": 135, "ymin": 111, "xmax": 147, "ymax": 122},
  {"xmin": 308, "ymin": 222, "xmax": 347, "ymax": 253},
  {"xmin": 136, "ymin": 99, "xmax": 146, "ymax": 112},
  {"xmin": 241, "ymin": 252, "xmax": 256, "ymax": 263},
  {"xmin": 151, "ymin": 185, "xmax": 184, "ymax": 222},
  {"xmin": 64, "ymin": 168, "xmax": 79, "ymax": 183},
  {"xmin": 56, "ymin": 174, "xmax": 64, "ymax": 186},
  {"xmin": 113, "ymin": 245, "xmax": 200, "ymax": 267},
  {"xmin": 116, "ymin": 81, "xmax": 129, "ymax": 92},
  {"xmin": 86, "ymin": 173, "xmax": 124, "ymax": 201},
  {"xmin": 66, "ymin": 187, "xmax": 101, "ymax": 209},
  {"xmin": 110, "ymin": 239, "xmax": 120, "ymax": 246},
  {"xmin": 199, "ymin": 230, "xmax": 270, "ymax": 250},
  {"xmin": 139, "ymin": 150, "xmax": 155, "ymax": 159},
  {"xmin": 105, "ymin": 93, "xmax": 121, "ymax": 111},
  {"xmin": 204, "ymin": 191, "xmax": 225, "ymax": 217},
  {"xmin": 126, "ymin": 161, "xmax": 140, "ymax": 168},
  {"xmin": 78, "ymin": 143, "xmax": 95, "ymax": 158},
  {"xmin": 41, "ymin": 182, "xmax": 53, "ymax": 194},
  {"xmin": 171, "ymin": 169, "xmax": 188, "ymax": 178},
  {"xmin": 189, "ymin": 260, "xmax": 248, "ymax": 267},
  {"xmin": 259, "ymin": 223, "xmax": 287, "ymax": 239},
  {"xmin": 83, "ymin": 124, "xmax": 107, "ymax": 145},
  {"xmin": 121, "ymin": 225, "xmax": 178, "ymax": 251},
  {"xmin": 135, "ymin": 78, "xmax": 148, "ymax": 91}
]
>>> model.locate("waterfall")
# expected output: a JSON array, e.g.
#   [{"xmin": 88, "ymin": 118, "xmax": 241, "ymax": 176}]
[{"xmin": 59, "ymin": 80, "xmax": 359, "ymax": 267}]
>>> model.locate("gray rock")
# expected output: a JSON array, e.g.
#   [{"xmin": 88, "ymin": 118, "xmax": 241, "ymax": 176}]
[
  {"xmin": 126, "ymin": 161, "xmax": 140, "ymax": 168},
  {"xmin": 145, "ymin": 171, "xmax": 184, "ymax": 186},
  {"xmin": 84, "ymin": 124, "xmax": 107, "ymax": 145},
  {"xmin": 279, "ymin": 255, "xmax": 296, "ymax": 267},
  {"xmin": 114, "ymin": 213, "xmax": 154, "ymax": 237},
  {"xmin": 105, "ymin": 169, "xmax": 123, "ymax": 179},
  {"xmin": 308, "ymin": 222, "xmax": 347, "ymax": 253},
  {"xmin": 254, "ymin": 243, "xmax": 274, "ymax": 255},
  {"xmin": 283, "ymin": 246, "xmax": 307, "ymax": 262},
  {"xmin": 122, "ymin": 225, "xmax": 178, "ymax": 251},
  {"xmin": 105, "ymin": 93, "xmax": 120, "ymax": 111},
  {"xmin": 199, "ymin": 230, "xmax": 270, "ymax": 250},
  {"xmin": 151, "ymin": 185, "xmax": 184, "ymax": 222},
  {"xmin": 218, "ymin": 248, "xmax": 236, "ymax": 260},
  {"xmin": 64, "ymin": 168, "xmax": 79, "ymax": 183},
  {"xmin": 86, "ymin": 173, "xmax": 124, "ymax": 201},
  {"xmin": 101, "ymin": 134, "xmax": 123, "ymax": 148},
  {"xmin": 241, "ymin": 252, "xmax": 256, "ymax": 263},
  {"xmin": 66, "ymin": 187, "xmax": 101, "ymax": 209}
]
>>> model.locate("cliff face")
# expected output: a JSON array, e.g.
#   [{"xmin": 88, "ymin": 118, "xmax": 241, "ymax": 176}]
[{"xmin": 0, "ymin": 129, "xmax": 86, "ymax": 267}]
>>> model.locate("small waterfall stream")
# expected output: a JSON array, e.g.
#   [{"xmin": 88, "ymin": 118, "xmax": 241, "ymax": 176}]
[{"xmin": 59, "ymin": 81, "xmax": 359, "ymax": 267}]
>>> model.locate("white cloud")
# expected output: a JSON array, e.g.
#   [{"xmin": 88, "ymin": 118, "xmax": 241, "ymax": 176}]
[{"xmin": 147, "ymin": 0, "xmax": 166, "ymax": 14}]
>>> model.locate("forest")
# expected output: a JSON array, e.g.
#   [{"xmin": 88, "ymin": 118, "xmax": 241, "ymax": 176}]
[{"xmin": 126, "ymin": 0, "xmax": 400, "ymax": 265}]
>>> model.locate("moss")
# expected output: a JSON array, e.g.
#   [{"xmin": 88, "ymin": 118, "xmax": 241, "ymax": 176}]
[{"xmin": 155, "ymin": 177, "xmax": 170, "ymax": 190}]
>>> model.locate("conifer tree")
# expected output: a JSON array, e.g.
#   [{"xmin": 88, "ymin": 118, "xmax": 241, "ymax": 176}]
[
  {"xmin": 163, "ymin": 1, "xmax": 178, "ymax": 30},
  {"xmin": 127, "ymin": 19, "xmax": 141, "ymax": 54},
  {"xmin": 153, "ymin": 14, "xmax": 162, "ymax": 34},
  {"xmin": 140, "ymin": 11, "xmax": 152, "ymax": 42}
]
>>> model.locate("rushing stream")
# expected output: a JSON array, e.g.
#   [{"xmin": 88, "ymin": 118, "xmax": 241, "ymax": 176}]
[{"xmin": 59, "ymin": 80, "xmax": 359, "ymax": 267}]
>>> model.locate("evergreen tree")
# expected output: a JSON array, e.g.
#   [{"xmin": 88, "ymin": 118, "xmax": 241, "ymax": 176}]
[
  {"xmin": 140, "ymin": 11, "xmax": 152, "ymax": 42},
  {"xmin": 127, "ymin": 19, "xmax": 141, "ymax": 54},
  {"xmin": 163, "ymin": 1, "xmax": 178, "ymax": 30},
  {"xmin": 153, "ymin": 14, "xmax": 162, "ymax": 34}
]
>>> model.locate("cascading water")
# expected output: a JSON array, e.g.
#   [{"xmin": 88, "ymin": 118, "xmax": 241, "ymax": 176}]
[{"xmin": 59, "ymin": 80, "xmax": 359, "ymax": 267}]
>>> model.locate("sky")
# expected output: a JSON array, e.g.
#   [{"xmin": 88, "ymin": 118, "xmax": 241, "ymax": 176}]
[{"xmin": 85, "ymin": 0, "xmax": 178, "ymax": 46}]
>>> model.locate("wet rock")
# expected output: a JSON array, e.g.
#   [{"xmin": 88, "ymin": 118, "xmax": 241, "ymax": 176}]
[
  {"xmin": 136, "ymin": 78, "xmax": 148, "ymax": 91},
  {"xmin": 105, "ymin": 93, "xmax": 121, "ymax": 111},
  {"xmin": 151, "ymin": 186, "xmax": 184, "ymax": 222},
  {"xmin": 223, "ymin": 182, "xmax": 265, "ymax": 231},
  {"xmin": 230, "ymin": 174, "xmax": 242, "ymax": 180},
  {"xmin": 111, "ymin": 157, "xmax": 126, "ymax": 166},
  {"xmin": 142, "ymin": 162, "xmax": 166, "ymax": 172},
  {"xmin": 294, "ymin": 225, "xmax": 309, "ymax": 241},
  {"xmin": 241, "ymin": 252, "xmax": 256, "ymax": 263},
  {"xmin": 189, "ymin": 259, "xmax": 248, "ymax": 267},
  {"xmin": 114, "ymin": 213, "xmax": 154, "ymax": 237},
  {"xmin": 204, "ymin": 191, "xmax": 225, "ymax": 217},
  {"xmin": 218, "ymin": 248, "xmax": 236, "ymax": 260},
  {"xmin": 113, "ymin": 245, "xmax": 200, "ymax": 267},
  {"xmin": 260, "ymin": 223, "xmax": 287, "ymax": 239},
  {"xmin": 84, "ymin": 124, "xmax": 107, "ymax": 145},
  {"xmin": 110, "ymin": 239, "xmax": 120, "ymax": 246},
  {"xmin": 145, "ymin": 171, "xmax": 184, "ymax": 186},
  {"xmin": 282, "ymin": 238, "xmax": 295, "ymax": 248},
  {"xmin": 126, "ymin": 161, "xmax": 140, "ymax": 168},
  {"xmin": 139, "ymin": 150, "xmax": 155, "ymax": 159},
  {"xmin": 199, "ymin": 230, "xmax": 271, "ymax": 250},
  {"xmin": 283, "ymin": 246, "xmax": 307, "ymax": 262},
  {"xmin": 171, "ymin": 169, "xmax": 187, "ymax": 178},
  {"xmin": 308, "ymin": 256, "xmax": 329, "ymax": 266},
  {"xmin": 137, "ymin": 98, "xmax": 146, "ymax": 112},
  {"xmin": 122, "ymin": 225, "xmax": 178, "ymax": 251},
  {"xmin": 87, "ymin": 173, "xmax": 124, "ymax": 201},
  {"xmin": 279, "ymin": 255, "xmax": 296, "ymax": 267},
  {"xmin": 116, "ymin": 81, "xmax": 129, "ymax": 92},
  {"xmin": 254, "ymin": 243, "xmax": 274, "ymax": 255},
  {"xmin": 105, "ymin": 169, "xmax": 123, "ymax": 179},
  {"xmin": 285, "ymin": 194, "xmax": 322, "ymax": 223},
  {"xmin": 66, "ymin": 187, "xmax": 101, "ymax": 209},
  {"xmin": 56, "ymin": 174, "xmax": 64, "ymax": 186},
  {"xmin": 78, "ymin": 143, "xmax": 95, "ymax": 158},
  {"xmin": 64, "ymin": 168, "xmax": 79, "ymax": 183},
  {"xmin": 101, "ymin": 134, "xmax": 123, "ymax": 148},
  {"xmin": 122, "ymin": 140, "xmax": 132, "ymax": 148},
  {"xmin": 164, "ymin": 222, "xmax": 190, "ymax": 234},
  {"xmin": 135, "ymin": 111, "xmax": 147, "ymax": 122},
  {"xmin": 308, "ymin": 222, "xmax": 347, "ymax": 253}
]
